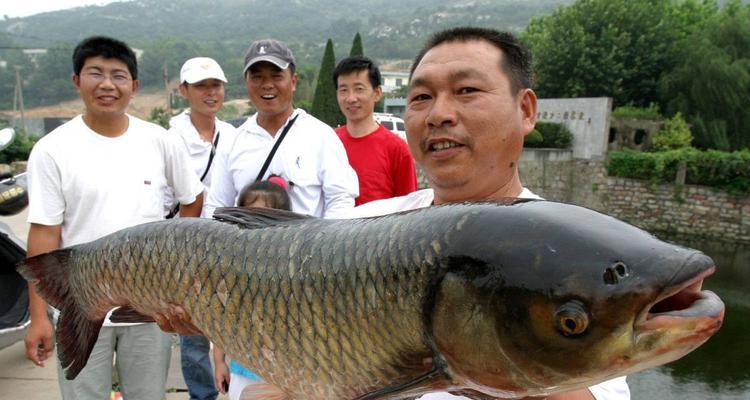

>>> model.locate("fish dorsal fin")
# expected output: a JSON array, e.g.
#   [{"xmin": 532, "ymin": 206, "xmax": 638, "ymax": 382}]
[{"xmin": 213, "ymin": 207, "xmax": 313, "ymax": 229}]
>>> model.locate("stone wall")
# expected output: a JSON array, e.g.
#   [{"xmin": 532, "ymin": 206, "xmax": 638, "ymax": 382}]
[
  {"xmin": 519, "ymin": 149, "xmax": 749, "ymax": 244},
  {"xmin": 605, "ymin": 179, "xmax": 749, "ymax": 244}
]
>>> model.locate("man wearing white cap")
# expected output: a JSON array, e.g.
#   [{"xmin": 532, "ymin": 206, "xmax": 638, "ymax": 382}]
[
  {"xmin": 166, "ymin": 57, "xmax": 238, "ymax": 400},
  {"xmin": 205, "ymin": 39, "xmax": 358, "ymax": 219}
]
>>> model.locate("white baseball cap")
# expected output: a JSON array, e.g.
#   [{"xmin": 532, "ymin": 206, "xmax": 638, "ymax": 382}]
[{"xmin": 180, "ymin": 57, "xmax": 227, "ymax": 84}]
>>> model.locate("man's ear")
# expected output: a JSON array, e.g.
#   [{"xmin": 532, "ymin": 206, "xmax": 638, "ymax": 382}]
[
  {"xmin": 178, "ymin": 84, "xmax": 188, "ymax": 98},
  {"xmin": 72, "ymin": 73, "xmax": 81, "ymax": 92},
  {"xmin": 519, "ymin": 88, "xmax": 538, "ymax": 137},
  {"xmin": 374, "ymin": 85, "xmax": 383, "ymax": 102},
  {"xmin": 291, "ymin": 72, "xmax": 298, "ymax": 92},
  {"xmin": 131, "ymin": 79, "xmax": 140, "ymax": 98}
]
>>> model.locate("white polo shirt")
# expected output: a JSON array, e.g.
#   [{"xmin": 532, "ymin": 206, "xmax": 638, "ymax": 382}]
[{"xmin": 205, "ymin": 108, "xmax": 358, "ymax": 218}]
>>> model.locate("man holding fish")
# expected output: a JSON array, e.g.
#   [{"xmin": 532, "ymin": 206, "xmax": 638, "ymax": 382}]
[{"xmin": 343, "ymin": 27, "xmax": 630, "ymax": 400}]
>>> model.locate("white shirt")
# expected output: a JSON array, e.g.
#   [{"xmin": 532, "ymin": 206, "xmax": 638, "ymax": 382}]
[
  {"xmin": 165, "ymin": 110, "xmax": 238, "ymax": 214},
  {"xmin": 27, "ymin": 115, "xmax": 204, "ymax": 247},
  {"xmin": 344, "ymin": 188, "xmax": 630, "ymax": 400},
  {"xmin": 27, "ymin": 115, "xmax": 204, "ymax": 326},
  {"xmin": 169, "ymin": 110, "xmax": 238, "ymax": 188},
  {"xmin": 205, "ymin": 108, "xmax": 358, "ymax": 218}
]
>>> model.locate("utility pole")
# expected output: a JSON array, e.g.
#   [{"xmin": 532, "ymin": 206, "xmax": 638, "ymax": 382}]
[
  {"xmin": 13, "ymin": 66, "xmax": 26, "ymax": 133},
  {"xmin": 163, "ymin": 61, "xmax": 171, "ymax": 113}
]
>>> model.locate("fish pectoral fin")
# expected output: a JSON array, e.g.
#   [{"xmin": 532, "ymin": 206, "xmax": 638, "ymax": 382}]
[
  {"xmin": 239, "ymin": 381, "xmax": 291, "ymax": 400},
  {"xmin": 213, "ymin": 206, "xmax": 312, "ymax": 229},
  {"xmin": 109, "ymin": 306, "xmax": 155, "ymax": 323}
]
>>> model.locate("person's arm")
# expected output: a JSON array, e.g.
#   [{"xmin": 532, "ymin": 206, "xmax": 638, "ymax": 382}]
[
  {"xmin": 544, "ymin": 389, "xmax": 595, "ymax": 400},
  {"xmin": 212, "ymin": 344, "xmax": 230, "ymax": 394},
  {"xmin": 179, "ymin": 192, "xmax": 204, "ymax": 218},
  {"xmin": 320, "ymin": 131, "xmax": 358, "ymax": 218},
  {"xmin": 23, "ymin": 223, "xmax": 62, "ymax": 367}
]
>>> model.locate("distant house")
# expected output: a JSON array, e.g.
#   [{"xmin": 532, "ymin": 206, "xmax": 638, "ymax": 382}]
[
  {"xmin": 380, "ymin": 71, "xmax": 409, "ymax": 93},
  {"xmin": 383, "ymin": 97, "xmax": 406, "ymax": 117},
  {"xmin": 21, "ymin": 49, "xmax": 47, "ymax": 67}
]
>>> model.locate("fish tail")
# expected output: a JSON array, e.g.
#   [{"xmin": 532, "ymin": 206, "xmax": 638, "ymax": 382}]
[{"xmin": 17, "ymin": 249, "xmax": 105, "ymax": 380}]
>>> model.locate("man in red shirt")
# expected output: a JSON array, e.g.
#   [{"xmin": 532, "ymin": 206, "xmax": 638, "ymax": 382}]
[{"xmin": 334, "ymin": 56, "xmax": 417, "ymax": 205}]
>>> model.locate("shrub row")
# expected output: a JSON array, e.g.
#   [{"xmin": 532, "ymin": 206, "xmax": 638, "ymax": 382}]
[
  {"xmin": 0, "ymin": 129, "xmax": 37, "ymax": 164},
  {"xmin": 608, "ymin": 148, "xmax": 750, "ymax": 196}
]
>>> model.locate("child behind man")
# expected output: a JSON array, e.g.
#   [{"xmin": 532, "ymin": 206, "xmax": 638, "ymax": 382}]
[{"xmin": 212, "ymin": 175, "xmax": 291, "ymax": 400}]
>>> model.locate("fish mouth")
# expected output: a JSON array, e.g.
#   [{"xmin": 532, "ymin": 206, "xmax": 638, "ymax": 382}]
[{"xmin": 637, "ymin": 266, "xmax": 724, "ymax": 331}]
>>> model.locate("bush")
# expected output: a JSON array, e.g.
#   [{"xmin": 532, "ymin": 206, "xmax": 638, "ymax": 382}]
[
  {"xmin": 651, "ymin": 112, "xmax": 693, "ymax": 151},
  {"xmin": 149, "ymin": 107, "xmax": 171, "ymax": 129},
  {"xmin": 524, "ymin": 129, "xmax": 544, "ymax": 147},
  {"xmin": 608, "ymin": 148, "xmax": 750, "ymax": 196},
  {"xmin": 532, "ymin": 121, "xmax": 573, "ymax": 148},
  {"xmin": 612, "ymin": 103, "xmax": 661, "ymax": 120},
  {"xmin": 0, "ymin": 128, "xmax": 37, "ymax": 164}
]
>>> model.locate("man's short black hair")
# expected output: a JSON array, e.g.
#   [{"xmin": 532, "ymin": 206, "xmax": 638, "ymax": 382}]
[
  {"xmin": 332, "ymin": 56, "xmax": 381, "ymax": 90},
  {"xmin": 410, "ymin": 27, "xmax": 534, "ymax": 93},
  {"xmin": 72, "ymin": 36, "xmax": 138, "ymax": 80}
]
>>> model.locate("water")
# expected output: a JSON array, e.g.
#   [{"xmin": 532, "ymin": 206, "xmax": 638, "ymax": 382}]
[{"xmin": 628, "ymin": 237, "xmax": 750, "ymax": 399}]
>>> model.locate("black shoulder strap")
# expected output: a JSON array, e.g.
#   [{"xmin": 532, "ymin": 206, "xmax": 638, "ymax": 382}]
[
  {"xmin": 166, "ymin": 129, "xmax": 221, "ymax": 219},
  {"xmin": 254, "ymin": 114, "xmax": 299, "ymax": 182},
  {"xmin": 199, "ymin": 131, "xmax": 220, "ymax": 182}
]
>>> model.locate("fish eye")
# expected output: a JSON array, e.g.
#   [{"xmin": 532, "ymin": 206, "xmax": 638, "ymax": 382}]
[
  {"xmin": 603, "ymin": 262, "xmax": 630, "ymax": 285},
  {"xmin": 555, "ymin": 300, "xmax": 589, "ymax": 337}
]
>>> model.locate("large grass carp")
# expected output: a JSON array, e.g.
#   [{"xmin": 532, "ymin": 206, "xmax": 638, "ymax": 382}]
[{"xmin": 17, "ymin": 201, "xmax": 724, "ymax": 399}]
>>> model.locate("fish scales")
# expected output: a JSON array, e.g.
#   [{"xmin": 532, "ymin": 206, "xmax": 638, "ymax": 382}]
[{"xmin": 17, "ymin": 202, "xmax": 725, "ymax": 399}]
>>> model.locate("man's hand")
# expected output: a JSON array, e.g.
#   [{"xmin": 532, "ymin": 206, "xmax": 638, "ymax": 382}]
[
  {"xmin": 153, "ymin": 304, "xmax": 204, "ymax": 335},
  {"xmin": 213, "ymin": 345, "xmax": 230, "ymax": 394},
  {"xmin": 24, "ymin": 316, "xmax": 54, "ymax": 367}
]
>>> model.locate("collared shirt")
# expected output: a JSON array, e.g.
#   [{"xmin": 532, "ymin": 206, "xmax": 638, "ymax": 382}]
[{"xmin": 205, "ymin": 108, "xmax": 358, "ymax": 218}]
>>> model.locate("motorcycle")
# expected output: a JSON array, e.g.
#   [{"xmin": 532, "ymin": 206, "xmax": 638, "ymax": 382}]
[{"xmin": 0, "ymin": 127, "xmax": 30, "ymax": 350}]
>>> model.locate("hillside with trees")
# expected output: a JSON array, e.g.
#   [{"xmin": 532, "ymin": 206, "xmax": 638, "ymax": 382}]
[{"xmin": 0, "ymin": 0, "xmax": 571, "ymax": 109}]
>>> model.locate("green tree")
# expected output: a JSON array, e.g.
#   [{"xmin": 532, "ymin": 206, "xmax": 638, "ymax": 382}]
[
  {"xmin": 522, "ymin": 0, "xmax": 712, "ymax": 108},
  {"xmin": 149, "ymin": 107, "xmax": 171, "ymax": 129},
  {"xmin": 651, "ymin": 112, "xmax": 693, "ymax": 152},
  {"xmin": 311, "ymin": 39, "xmax": 344, "ymax": 127},
  {"xmin": 0, "ymin": 128, "xmax": 37, "ymax": 164},
  {"xmin": 659, "ymin": 0, "xmax": 750, "ymax": 150},
  {"xmin": 349, "ymin": 32, "xmax": 364, "ymax": 56},
  {"xmin": 25, "ymin": 45, "xmax": 76, "ymax": 107}
]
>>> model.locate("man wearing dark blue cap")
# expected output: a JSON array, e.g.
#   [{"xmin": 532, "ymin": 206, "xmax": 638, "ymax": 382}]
[{"xmin": 205, "ymin": 39, "xmax": 358, "ymax": 219}]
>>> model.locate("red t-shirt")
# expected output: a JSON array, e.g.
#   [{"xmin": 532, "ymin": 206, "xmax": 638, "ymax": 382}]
[{"xmin": 335, "ymin": 124, "xmax": 417, "ymax": 206}]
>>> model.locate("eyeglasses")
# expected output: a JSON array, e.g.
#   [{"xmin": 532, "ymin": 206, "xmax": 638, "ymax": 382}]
[{"xmin": 81, "ymin": 71, "xmax": 132, "ymax": 85}]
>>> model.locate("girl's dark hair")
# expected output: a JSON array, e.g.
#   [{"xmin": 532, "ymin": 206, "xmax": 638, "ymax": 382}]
[
  {"xmin": 238, "ymin": 180, "xmax": 291, "ymax": 211},
  {"xmin": 73, "ymin": 36, "xmax": 138, "ymax": 80}
]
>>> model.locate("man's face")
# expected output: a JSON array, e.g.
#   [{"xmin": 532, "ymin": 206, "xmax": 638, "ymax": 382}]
[
  {"xmin": 180, "ymin": 79, "xmax": 225, "ymax": 118},
  {"xmin": 336, "ymin": 70, "xmax": 382, "ymax": 124},
  {"xmin": 245, "ymin": 62, "xmax": 297, "ymax": 118},
  {"xmin": 73, "ymin": 55, "xmax": 139, "ymax": 119},
  {"xmin": 405, "ymin": 39, "xmax": 536, "ymax": 203}
]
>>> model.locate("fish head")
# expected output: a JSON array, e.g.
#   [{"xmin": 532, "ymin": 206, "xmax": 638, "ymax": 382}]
[{"xmin": 428, "ymin": 201, "xmax": 725, "ymax": 397}]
